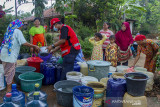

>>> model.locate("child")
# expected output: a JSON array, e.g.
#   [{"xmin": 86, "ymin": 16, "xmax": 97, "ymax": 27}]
[
  {"xmin": 89, "ymin": 33, "xmax": 106, "ymax": 60},
  {"xmin": 0, "ymin": 19, "xmax": 40, "ymax": 92},
  {"xmin": 105, "ymin": 35, "xmax": 118, "ymax": 67}
]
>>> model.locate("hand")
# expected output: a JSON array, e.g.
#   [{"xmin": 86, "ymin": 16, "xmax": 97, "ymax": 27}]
[
  {"xmin": 30, "ymin": 47, "xmax": 34, "ymax": 53},
  {"xmin": 157, "ymin": 52, "xmax": 160, "ymax": 55},
  {"xmin": 33, "ymin": 45, "xmax": 40, "ymax": 53},
  {"xmin": 47, "ymin": 45, "xmax": 53, "ymax": 53},
  {"xmin": 50, "ymin": 50, "xmax": 55, "ymax": 54}
]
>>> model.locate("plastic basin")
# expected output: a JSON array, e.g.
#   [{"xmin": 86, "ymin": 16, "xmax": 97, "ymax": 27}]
[
  {"xmin": 15, "ymin": 66, "xmax": 36, "ymax": 85},
  {"xmin": 18, "ymin": 72, "xmax": 44, "ymax": 92},
  {"xmin": 54, "ymin": 80, "xmax": 82, "ymax": 107}
]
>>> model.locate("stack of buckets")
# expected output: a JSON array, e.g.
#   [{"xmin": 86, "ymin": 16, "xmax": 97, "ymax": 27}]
[{"xmin": 123, "ymin": 72, "xmax": 149, "ymax": 107}]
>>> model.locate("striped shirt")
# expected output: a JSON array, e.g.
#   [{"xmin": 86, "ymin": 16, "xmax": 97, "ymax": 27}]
[{"xmin": 99, "ymin": 29, "xmax": 114, "ymax": 49}]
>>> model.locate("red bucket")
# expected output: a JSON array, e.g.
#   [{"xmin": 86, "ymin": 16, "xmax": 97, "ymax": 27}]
[{"xmin": 27, "ymin": 57, "xmax": 43, "ymax": 73}]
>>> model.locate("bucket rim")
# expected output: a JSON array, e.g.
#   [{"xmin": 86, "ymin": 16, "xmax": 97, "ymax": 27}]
[
  {"xmin": 16, "ymin": 66, "xmax": 36, "ymax": 72},
  {"xmin": 124, "ymin": 72, "xmax": 149, "ymax": 81},
  {"xmin": 54, "ymin": 80, "xmax": 82, "ymax": 94},
  {"xmin": 18, "ymin": 72, "xmax": 44, "ymax": 82},
  {"xmin": 86, "ymin": 60, "xmax": 111, "ymax": 66},
  {"xmin": 72, "ymin": 86, "xmax": 94, "ymax": 95}
]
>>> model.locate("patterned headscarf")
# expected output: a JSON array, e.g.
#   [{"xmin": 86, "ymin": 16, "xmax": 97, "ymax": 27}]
[
  {"xmin": 0, "ymin": 19, "xmax": 24, "ymax": 56},
  {"xmin": 135, "ymin": 35, "xmax": 146, "ymax": 41}
]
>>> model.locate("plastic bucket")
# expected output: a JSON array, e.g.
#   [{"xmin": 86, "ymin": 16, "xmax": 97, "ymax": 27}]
[
  {"xmin": 73, "ymin": 86, "xmax": 94, "ymax": 107},
  {"xmin": 15, "ymin": 66, "xmax": 36, "ymax": 85},
  {"xmin": 27, "ymin": 57, "xmax": 43, "ymax": 73},
  {"xmin": 117, "ymin": 66, "xmax": 129, "ymax": 73},
  {"xmin": 54, "ymin": 80, "xmax": 82, "ymax": 107},
  {"xmin": 112, "ymin": 72, "xmax": 125, "ymax": 79},
  {"xmin": 87, "ymin": 82, "xmax": 105, "ymax": 107},
  {"xmin": 81, "ymin": 76, "xmax": 98, "ymax": 86},
  {"xmin": 18, "ymin": 72, "xmax": 44, "ymax": 92},
  {"xmin": 124, "ymin": 72, "xmax": 149, "ymax": 96},
  {"xmin": 38, "ymin": 53, "xmax": 52, "ymax": 62},
  {"xmin": 66, "ymin": 71, "xmax": 83, "ymax": 82}
]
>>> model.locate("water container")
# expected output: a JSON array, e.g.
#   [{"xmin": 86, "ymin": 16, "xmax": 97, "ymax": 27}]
[
  {"xmin": 0, "ymin": 64, "xmax": 5, "ymax": 91},
  {"xmin": 81, "ymin": 76, "xmax": 98, "ymax": 86},
  {"xmin": 66, "ymin": 71, "xmax": 83, "ymax": 82},
  {"xmin": 77, "ymin": 62, "xmax": 88, "ymax": 76},
  {"xmin": 73, "ymin": 86, "xmax": 94, "ymax": 107},
  {"xmin": 27, "ymin": 83, "xmax": 47, "ymax": 103},
  {"xmin": 3, "ymin": 84, "xmax": 25, "ymax": 107},
  {"xmin": 73, "ymin": 63, "xmax": 80, "ymax": 72},
  {"xmin": 56, "ymin": 64, "xmax": 63, "ymax": 82},
  {"xmin": 87, "ymin": 60, "xmax": 111, "ymax": 80},
  {"xmin": 38, "ymin": 53, "xmax": 52, "ymax": 62},
  {"xmin": 26, "ymin": 92, "xmax": 48, "ymax": 107},
  {"xmin": 40, "ymin": 62, "xmax": 56, "ymax": 85},
  {"xmin": 0, "ymin": 93, "xmax": 20, "ymax": 107},
  {"xmin": 49, "ymin": 56, "xmax": 58, "ymax": 64},
  {"xmin": 27, "ymin": 57, "xmax": 43, "ymax": 73},
  {"xmin": 106, "ymin": 78, "xmax": 127, "ymax": 107},
  {"xmin": 124, "ymin": 72, "xmax": 149, "ymax": 96}
]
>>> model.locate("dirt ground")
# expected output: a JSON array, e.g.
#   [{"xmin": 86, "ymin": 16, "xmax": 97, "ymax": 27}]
[{"xmin": 0, "ymin": 53, "xmax": 160, "ymax": 107}]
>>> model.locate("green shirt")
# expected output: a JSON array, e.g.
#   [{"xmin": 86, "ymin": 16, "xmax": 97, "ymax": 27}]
[{"xmin": 29, "ymin": 25, "xmax": 45, "ymax": 36}]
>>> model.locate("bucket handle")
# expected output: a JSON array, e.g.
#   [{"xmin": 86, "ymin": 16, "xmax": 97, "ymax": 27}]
[{"xmin": 89, "ymin": 65, "xmax": 95, "ymax": 72}]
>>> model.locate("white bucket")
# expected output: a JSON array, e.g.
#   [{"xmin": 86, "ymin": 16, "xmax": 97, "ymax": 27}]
[
  {"xmin": 110, "ymin": 66, "xmax": 116, "ymax": 72},
  {"xmin": 117, "ymin": 66, "xmax": 129, "ymax": 73},
  {"xmin": 66, "ymin": 71, "xmax": 83, "ymax": 83},
  {"xmin": 81, "ymin": 76, "xmax": 98, "ymax": 86},
  {"xmin": 0, "ymin": 64, "xmax": 5, "ymax": 91}
]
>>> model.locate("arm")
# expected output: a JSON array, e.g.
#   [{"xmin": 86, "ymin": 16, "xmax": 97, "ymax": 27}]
[
  {"xmin": 132, "ymin": 55, "xmax": 140, "ymax": 67},
  {"xmin": 23, "ymin": 42, "xmax": 40, "ymax": 53},
  {"xmin": 50, "ymin": 46, "xmax": 60, "ymax": 54},
  {"xmin": 89, "ymin": 37, "xmax": 95, "ymax": 44},
  {"xmin": 101, "ymin": 35, "xmax": 107, "ymax": 43}
]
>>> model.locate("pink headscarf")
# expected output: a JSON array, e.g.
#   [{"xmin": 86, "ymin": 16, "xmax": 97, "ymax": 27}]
[{"xmin": 115, "ymin": 22, "xmax": 133, "ymax": 51}]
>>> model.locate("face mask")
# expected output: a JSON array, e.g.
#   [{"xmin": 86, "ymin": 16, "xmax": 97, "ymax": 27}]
[{"xmin": 53, "ymin": 26, "xmax": 58, "ymax": 32}]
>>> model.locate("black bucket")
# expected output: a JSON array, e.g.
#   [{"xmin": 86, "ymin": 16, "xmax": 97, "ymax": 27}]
[
  {"xmin": 54, "ymin": 80, "xmax": 82, "ymax": 107},
  {"xmin": 124, "ymin": 72, "xmax": 149, "ymax": 96}
]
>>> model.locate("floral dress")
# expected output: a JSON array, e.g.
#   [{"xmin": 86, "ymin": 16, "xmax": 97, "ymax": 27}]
[
  {"xmin": 106, "ymin": 44, "xmax": 118, "ymax": 67},
  {"xmin": 137, "ymin": 39, "xmax": 159, "ymax": 72},
  {"xmin": 89, "ymin": 36, "xmax": 106, "ymax": 60}
]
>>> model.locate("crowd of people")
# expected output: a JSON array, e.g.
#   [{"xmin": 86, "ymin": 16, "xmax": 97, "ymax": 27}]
[{"xmin": 0, "ymin": 17, "xmax": 160, "ymax": 93}]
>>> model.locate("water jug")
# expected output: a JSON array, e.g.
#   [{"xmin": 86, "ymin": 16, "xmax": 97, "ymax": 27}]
[
  {"xmin": 106, "ymin": 78, "xmax": 126, "ymax": 107},
  {"xmin": 3, "ymin": 84, "xmax": 25, "ymax": 107},
  {"xmin": 0, "ymin": 93, "xmax": 20, "ymax": 107},
  {"xmin": 41, "ymin": 62, "xmax": 56, "ymax": 85},
  {"xmin": 26, "ymin": 92, "xmax": 48, "ymax": 107},
  {"xmin": 56, "ymin": 64, "xmax": 62, "ymax": 82},
  {"xmin": 27, "ymin": 83, "xmax": 47, "ymax": 103}
]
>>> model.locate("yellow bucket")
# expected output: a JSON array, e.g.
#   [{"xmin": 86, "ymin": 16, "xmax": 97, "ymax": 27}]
[{"xmin": 87, "ymin": 82, "xmax": 105, "ymax": 107}]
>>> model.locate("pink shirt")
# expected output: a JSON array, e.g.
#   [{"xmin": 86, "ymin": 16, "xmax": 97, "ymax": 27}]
[{"xmin": 99, "ymin": 29, "xmax": 114, "ymax": 49}]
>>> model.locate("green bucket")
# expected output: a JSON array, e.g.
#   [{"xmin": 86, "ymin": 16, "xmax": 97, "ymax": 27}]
[{"xmin": 18, "ymin": 72, "xmax": 44, "ymax": 92}]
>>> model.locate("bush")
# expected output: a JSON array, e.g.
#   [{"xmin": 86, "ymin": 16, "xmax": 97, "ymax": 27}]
[
  {"xmin": 46, "ymin": 33, "xmax": 53, "ymax": 45},
  {"xmin": 79, "ymin": 36, "xmax": 93, "ymax": 58}
]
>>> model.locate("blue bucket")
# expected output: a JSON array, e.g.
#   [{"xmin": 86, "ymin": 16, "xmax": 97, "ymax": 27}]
[{"xmin": 73, "ymin": 86, "xmax": 94, "ymax": 107}]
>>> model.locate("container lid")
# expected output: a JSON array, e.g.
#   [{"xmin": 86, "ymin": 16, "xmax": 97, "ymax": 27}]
[
  {"xmin": 27, "ymin": 57, "xmax": 43, "ymax": 63},
  {"xmin": 12, "ymin": 84, "xmax": 17, "ymax": 89},
  {"xmin": 34, "ymin": 92, "xmax": 40, "ymax": 96},
  {"xmin": 87, "ymin": 60, "xmax": 111, "ymax": 66},
  {"xmin": 6, "ymin": 93, "xmax": 12, "ymax": 97},
  {"xmin": 35, "ymin": 83, "xmax": 40, "ymax": 88}
]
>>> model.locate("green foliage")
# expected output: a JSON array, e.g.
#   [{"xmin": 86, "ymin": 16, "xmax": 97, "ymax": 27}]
[
  {"xmin": 65, "ymin": 15, "xmax": 78, "ymax": 28},
  {"xmin": 79, "ymin": 37, "xmax": 93, "ymax": 58},
  {"xmin": 46, "ymin": 34, "xmax": 53, "ymax": 46},
  {"xmin": 76, "ymin": 25, "xmax": 93, "ymax": 41}
]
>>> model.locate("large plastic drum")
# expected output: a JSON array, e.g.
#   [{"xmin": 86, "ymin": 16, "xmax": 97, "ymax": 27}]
[{"xmin": 87, "ymin": 60, "xmax": 111, "ymax": 80}]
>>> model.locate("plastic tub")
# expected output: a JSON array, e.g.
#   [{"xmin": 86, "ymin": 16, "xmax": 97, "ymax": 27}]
[
  {"xmin": 81, "ymin": 76, "xmax": 98, "ymax": 86},
  {"xmin": 15, "ymin": 66, "xmax": 36, "ymax": 85},
  {"xmin": 54, "ymin": 80, "xmax": 82, "ymax": 107},
  {"xmin": 124, "ymin": 72, "xmax": 149, "ymax": 96},
  {"xmin": 27, "ymin": 57, "xmax": 43, "ymax": 73},
  {"xmin": 73, "ymin": 86, "xmax": 94, "ymax": 107},
  {"xmin": 18, "ymin": 72, "xmax": 44, "ymax": 92},
  {"xmin": 66, "ymin": 71, "xmax": 83, "ymax": 83}
]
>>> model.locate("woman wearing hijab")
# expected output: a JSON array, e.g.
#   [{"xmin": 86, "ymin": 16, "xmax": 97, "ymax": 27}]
[
  {"xmin": 29, "ymin": 18, "xmax": 47, "ymax": 53},
  {"xmin": 115, "ymin": 22, "xmax": 133, "ymax": 66},
  {"xmin": 131, "ymin": 35, "xmax": 159, "ymax": 72},
  {"xmin": 0, "ymin": 19, "xmax": 40, "ymax": 92}
]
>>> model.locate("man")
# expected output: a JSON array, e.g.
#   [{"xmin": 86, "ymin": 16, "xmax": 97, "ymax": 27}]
[
  {"xmin": 0, "ymin": 5, "xmax": 5, "ymax": 18},
  {"xmin": 47, "ymin": 18, "xmax": 81, "ymax": 80}
]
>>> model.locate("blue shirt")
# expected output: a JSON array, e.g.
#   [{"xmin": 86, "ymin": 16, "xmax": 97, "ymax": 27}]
[{"xmin": 75, "ymin": 49, "xmax": 84, "ymax": 62}]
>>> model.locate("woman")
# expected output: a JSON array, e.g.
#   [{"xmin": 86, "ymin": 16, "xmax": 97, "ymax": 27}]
[
  {"xmin": 99, "ymin": 22, "xmax": 114, "ymax": 60},
  {"xmin": 0, "ymin": 19, "xmax": 40, "ymax": 92},
  {"xmin": 131, "ymin": 35, "xmax": 159, "ymax": 72},
  {"xmin": 115, "ymin": 22, "xmax": 133, "ymax": 66},
  {"xmin": 29, "ymin": 18, "xmax": 47, "ymax": 53}
]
